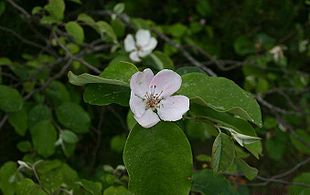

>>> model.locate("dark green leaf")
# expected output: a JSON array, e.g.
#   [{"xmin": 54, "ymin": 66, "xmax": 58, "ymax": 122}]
[
  {"xmin": 30, "ymin": 121, "xmax": 57, "ymax": 157},
  {"xmin": 0, "ymin": 85, "xmax": 23, "ymax": 112},
  {"xmin": 288, "ymin": 172, "xmax": 310, "ymax": 194},
  {"xmin": 8, "ymin": 107, "xmax": 28, "ymax": 136},
  {"xmin": 191, "ymin": 169, "xmax": 235, "ymax": 195},
  {"xmin": 28, "ymin": 104, "xmax": 52, "ymax": 128},
  {"xmin": 236, "ymin": 159, "xmax": 258, "ymax": 180},
  {"xmin": 124, "ymin": 122, "xmax": 192, "ymax": 195},
  {"xmin": 0, "ymin": 162, "xmax": 17, "ymax": 195},
  {"xmin": 179, "ymin": 73, "xmax": 262, "ymax": 127},
  {"xmin": 16, "ymin": 178, "xmax": 47, "ymax": 195},
  {"xmin": 55, "ymin": 102, "xmax": 91, "ymax": 133},
  {"xmin": 104, "ymin": 186, "xmax": 133, "ymax": 195}
]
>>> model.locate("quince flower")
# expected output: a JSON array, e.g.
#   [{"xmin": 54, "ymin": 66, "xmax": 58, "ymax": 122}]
[
  {"xmin": 124, "ymin": 29, "xmax": 157, "ymax": 62},
  {"xmin": 269, "ymin": 45, "xmax": 285, "ymax": 62},
  {"xmin": 130, "ymin": 68, "xmax": 189, "ymax": 128}
]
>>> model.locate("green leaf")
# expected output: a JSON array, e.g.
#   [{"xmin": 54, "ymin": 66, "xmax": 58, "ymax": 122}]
[
  {"xmin": 179, "ymin": 73, "xmax": 262, "ymax": 127},
  {"xmin": 68, "ymin": 0, "xmax": 81, "ymax": 4},
  {"xmin": 0, "ymin": 162, "xmax": 17, "ymax": 195},
  {"xmin": 113, "ymin": 3, "xmax": 125, "ymax": 14},
  {"xmin": 74, "ymin": 179, "xmax": 102, "ymax": 194},
  {"xmin": 28, "ymin": 104, "xmax": 52, "ymax": 128},
  {"xmin": 30, "ymin": 120, "xmax": 57, "ymax": 157},
  {"xmin": 123, "ymin": 122, "xmax": 192, "ymax": 195},
  {"xmin": 44, "ymin": 0, "xmax": 65, "ymax": 21},
  {"xmin": 290, "ymin": 129, "xmax": 310, "ymax": 155},
  {"xmin": 60, "ymin": 130, "xmax": 78, "ymax": 144},
  {"xmin": 36, "ymin": 160, "xmax": 78, "ymax": 192},
  {"xmin": 236, "ymin": 159, "xmax": 258, "ymax": 180},
  {"xmin": 55, "ymin": 102, "xmax": 91, "ymax": 133},
  {"xmin": 110, "ymin": 134, "xmax": 126, "ymax": 153},
  {"xmin": 191, "ymin": 169, "xmax": 235, "ymax": 195},
  {"xmin": 0, "ymin": 1, "xmax": 6, "ymax": 16},
  {"xmin": 234, "ymin": 36, "xmax": 255, "ymax": 56},
  {"xmin": 96, "ymin": 21, "xmax": 117, "ymax": 43},
  {"xmin": 77, "ymin": 13, "xmax": 96, "ymax": 27},
  {"xmin": 0, "ymin": 85, "xmax": 23, "ymax": 112},
  {"xmin": 190, "ymin": 104, "xmax": 262, "ymax": 158},
  {"xmin": 45, "ymin": 81, "xmax": 71, "ymax": 106},
  {"xmin": 0, "ymin": 57, "xmax": 12, "ymax": 66},
  {"xmin": 8, "ymin": 107, "xmax": 28, "ymax": 136},
  {"xmin": 16, "ymin": 178, "xmax": 47, "ymax": 195},
  {"xmin": 65, "ymin": 21, "xmax": 84, "ymax": 44},
  {"xmin": 68, "ymin": 71, "xmax": 129, "ymax": 87},
  {"xmin": 100, "ymin": 61, "xmax": 138, "ymax": 83},
  {"xmin": 83, "ymin": 61, "xmax": 137, "ymax": 106},
  {"xmin": 17, "ymin": 141, "xmax": 32, "ymax": 153},
  {"xmin": 147, "ymin": 51, "xmax": 174, "ymax": 70},
  {"xmin": 84, "ymin": 84, "xmax": 130, "ymax": 106},
  {"xmin": 265, "ymin": 129, "xmax": 288, "ymax": 161},
  {"xmin": 186, "ymin": 120, "xmax": 217, "ymax": 140},
  {"xmin": 126, "ymin": 111, "xmax": 136, "ymax": 130},
  {"xmin": 104, "ymin": 186, "xmax": 133, "ymax": 195},
  {"xmin": 211, "ymin": 133, "xmax": 235, "ymax": 173},
  {"xmin": 288, "ymin": 172, "xmax": 310, "ymax": 195}
]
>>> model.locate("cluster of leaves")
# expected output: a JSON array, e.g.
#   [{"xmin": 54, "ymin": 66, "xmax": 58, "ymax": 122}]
[{"xmin": 0, "ymin": 0, "xmax": 309, "ymax": 194}]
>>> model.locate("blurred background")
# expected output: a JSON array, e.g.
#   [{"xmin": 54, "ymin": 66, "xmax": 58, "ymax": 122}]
[{"xmin": 0, "ymin": 0, "xmax": 309, "ymax": 194}]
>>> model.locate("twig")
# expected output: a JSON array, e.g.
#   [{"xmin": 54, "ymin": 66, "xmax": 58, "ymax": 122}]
[
  {"xmin": 0, "ymin": 25, "xmax": 53, "ymax": 55},
  {"xmin": 248, "ymin": 157, "xmax": 310, "ymax": 187},
  {"xmin": 54, "ymin": 31, "xmax": 101, "ymax": 74},
  {"xmin": 6, "ymin": 0, "xmax": 32, "ymax": 19},
  {"xmin": 152, "ymin": 28, "xmax": 217, "ymax": 76}
]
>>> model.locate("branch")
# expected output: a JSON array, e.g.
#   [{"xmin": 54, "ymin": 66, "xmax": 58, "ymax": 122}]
[{"xmin": 6, "ymin": 0, "xmax": 32, "ymax": 19}]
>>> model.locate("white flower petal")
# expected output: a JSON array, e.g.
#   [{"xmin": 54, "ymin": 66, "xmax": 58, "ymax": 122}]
[
  {"xmin": 138, "ymin": 49, "xmax": 153, "ymax": 58},
  {"xmin": 124, "ymin": 34, "xmax": 136, "ymax": 52},
  {"xmin": 136, "ymin": 29, "xmax": 151, "ymax": 47},
  {"xmin": 157, "ymin": 95, "xmax": 189, "ymax": 121},
  {"xmin": 130, "ymin": 68, "xmax": 154, "ymax": 98},
  {"xmin": 149, "ymin": 69, "xmax": 182, "ymax": 98},
  {"xmin": 129, "ymin": 91, "xmax": 146, "ymax": 118},
  {"xmin": 143, "ymin": 37, "xmax": 157, "ymax": 51},
  {"xmin": 129, "ymin": 51, "xmax": 141, "ymax": 62},
  {"xmin": 134, "ymin": 108, "xmax": 160, "ymax": 128}
]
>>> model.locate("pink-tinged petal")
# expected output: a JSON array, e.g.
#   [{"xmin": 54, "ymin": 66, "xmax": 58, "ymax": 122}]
[
  {"xmin": 149, "ymin": 69, "xmax": 182, "ymax": 98},
  {"xmin": 134, "ymin": 109, "xmax": 160, "ymax": 128},
  {"xmin": 130, "ymin": 68, "xmax": 154, "ymax": 98},
  {"xmin": 129, "ymin": 51, "xmax": 141, "ymax": 62},
  {"xmin": 157, "ymin": 95, "xmax": 189, "ymax": 121},
  {"xmin": 129, "ymin": 91, "xmax": 146, "ymax": 118},
  {"xmin": 124, "ymin": 34, "xmax": 136, "ymax": 52},
  {"xmin": 136, "ymin": 29, "xmax": 151, "ymax": 47},
  {"xmin": 143, "ymin": 37, "xmax": 157, "ymax": 51}
]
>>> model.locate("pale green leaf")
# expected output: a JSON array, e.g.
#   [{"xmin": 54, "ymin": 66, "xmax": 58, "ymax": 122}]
[
  {"xmin": 68, "ymin": 71, "xmax": 129, "ymax": 87},
  {"xmin": 65, "ymin": 21, "xmax": 84, "ymax": 44},
  {"xmin": 44, "ymin": 0, "xmax": 65, "ymax": 21}
]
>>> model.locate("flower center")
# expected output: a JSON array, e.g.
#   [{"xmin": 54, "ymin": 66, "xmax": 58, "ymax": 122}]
[{"xmin": 144, "ymin": 85, "xmax": 163, "ymax": 110}]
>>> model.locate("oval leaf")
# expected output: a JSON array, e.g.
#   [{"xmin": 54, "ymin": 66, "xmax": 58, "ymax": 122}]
[
  {"xmin": 123, "ymin": 122, "xmax": 192, "ymax": 195},
  {"xmin": 0, "ymin": 85, "xmax": 23, "ymax": 112},
  {"xmin": 55, "ymin": 102, "xmax": 90, "ymax": 133},
  {"xmin": 65, "ymin": 21, "xmax": 84, "ymax": 45},
  {"xmin": 179, "ymin": 73, "xmax": 262, "ymax": 127}
]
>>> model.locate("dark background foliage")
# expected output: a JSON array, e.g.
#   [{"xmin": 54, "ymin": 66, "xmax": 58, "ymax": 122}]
[{"xmin": 0, "ymin": 0, "xmax": 309, "ymax": 194}]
